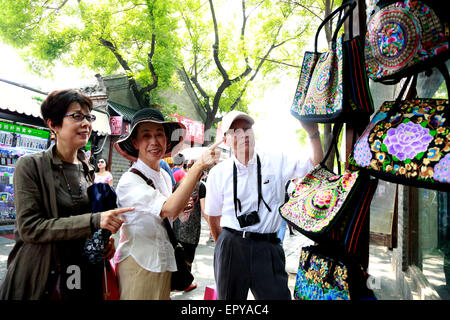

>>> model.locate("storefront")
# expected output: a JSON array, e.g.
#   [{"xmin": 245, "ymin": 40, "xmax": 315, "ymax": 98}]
[
  {"xmin": 0, "ymin": 121, "xmax": 50, "ymax": 221},
  {"xmin": 0, "ymin": 79, "xmax": 50, "ymax": 222}
]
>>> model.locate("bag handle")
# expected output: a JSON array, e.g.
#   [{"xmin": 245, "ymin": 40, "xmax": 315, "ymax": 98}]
[
  {"xmin": 314, "ymin": 0, "xmax": 356, "ymax": 53},
  {"xmin": 320, "ymin": 122, "xmax": 344, "ymax": 174}
]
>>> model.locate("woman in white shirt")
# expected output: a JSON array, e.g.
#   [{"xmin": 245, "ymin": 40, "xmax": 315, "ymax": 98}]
[{"xmin": 113, "ymin": 108, "xmax": 221, "ymax": 300}]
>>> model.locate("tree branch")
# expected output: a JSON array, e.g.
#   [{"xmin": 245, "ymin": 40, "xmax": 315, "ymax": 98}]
[
  {"xmin": 141, "ymin": 33, "xmax": 158, "ymax": 93},
  {"xmin": 257, "ymin": 57, "xmax": 300, "ymax": 68},
  {"xmin": 99, "ymin": 37, "xmax": 146, "ymax": 108},
  {"xmin": 209, "ymin": 0, "xmax": 229, "ymax": 81}
]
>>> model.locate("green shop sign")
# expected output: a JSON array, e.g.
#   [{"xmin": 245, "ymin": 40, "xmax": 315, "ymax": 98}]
[{"xmin": 0, "ymin": 121, "xmax": 50, "ymax": 139}]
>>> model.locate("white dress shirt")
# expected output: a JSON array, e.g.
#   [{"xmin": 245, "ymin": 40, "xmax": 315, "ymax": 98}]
[
  {"xmin": 115, "ymin": 159, "xmax": 177, "ymax": 272},
  {"xmin": 205, "ymin": 150, "xmax": 313, "ymax": 234}
]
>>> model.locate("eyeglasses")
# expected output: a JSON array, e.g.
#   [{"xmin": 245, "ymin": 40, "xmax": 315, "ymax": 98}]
[
  {"xmin": 64, "ymin": 112, "xmax": 96, "ymax": 122},
  {"xmin": 98, "ymin": 160, "xmax": 105, "ymax": 163},
  {"xmin": 226, "ymin": 127, "xmax": 253, "ymax": 137}
]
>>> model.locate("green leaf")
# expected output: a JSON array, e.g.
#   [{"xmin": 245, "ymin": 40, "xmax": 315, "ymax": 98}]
[{"xmin": 415, "ymin": 152, "xmax": 424, "ymax": 160}]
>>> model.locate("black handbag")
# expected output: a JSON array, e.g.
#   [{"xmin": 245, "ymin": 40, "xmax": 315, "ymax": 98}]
[
  {"xmin": 84, "ymin": 182, "xmax": 117, "ymax": 264},
  {"xmin": 129, "ymin": 168, "xmax": 194, "ymax": 291},
  {"xmin": 163, "ymin": 218, "xmax": 194, "ymax": 291}
]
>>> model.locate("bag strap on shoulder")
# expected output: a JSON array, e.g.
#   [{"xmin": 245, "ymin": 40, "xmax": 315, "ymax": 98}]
[{"xmin": 129, "ymin": 167, "xmax": 177, "ymax": 248}]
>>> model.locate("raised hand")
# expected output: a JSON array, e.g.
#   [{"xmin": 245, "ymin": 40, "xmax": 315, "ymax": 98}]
[{"xmin": 198, "ymin": 138, "xmax": 224, "ymax": 169}]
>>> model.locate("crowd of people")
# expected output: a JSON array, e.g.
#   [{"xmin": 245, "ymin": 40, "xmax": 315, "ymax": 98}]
[{"xmin": 0, "ymin": 89, "xmax": 321, "ymax": 300}]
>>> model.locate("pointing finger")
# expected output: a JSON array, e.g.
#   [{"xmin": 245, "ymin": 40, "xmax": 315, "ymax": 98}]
[
  {"xmin": 112, "ymin": 207, "xmax": 135, "ymax": 215},
  {"xmin": 209, "ymin": 139, "xmax": 223, "ymax": 151}
]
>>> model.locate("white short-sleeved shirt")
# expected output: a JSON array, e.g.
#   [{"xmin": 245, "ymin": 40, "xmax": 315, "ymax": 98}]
[
  {"xmin": 115, "ymin": 159, "xmax": 177, "ymax": 272},
  {"xmin": 205, "ymin": 150, "xmax": 313, "ymax": 234}
]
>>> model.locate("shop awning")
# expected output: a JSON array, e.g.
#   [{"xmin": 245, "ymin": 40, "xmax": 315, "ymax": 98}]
[
  {"xmin": 0, "ymin": 80, "xmax": 112, "ymax": 136},
  {"xmin": 0, "ymin": 79, "xmax": 45, "ymax": 118},
  {"xmin": 92, "ymin": 109, "xmax": 111, "ymax": 136}
]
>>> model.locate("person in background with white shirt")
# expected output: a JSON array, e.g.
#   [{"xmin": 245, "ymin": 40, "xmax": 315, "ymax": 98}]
[
  {"xmin": 113, "ymin": 108, "xmax": 221, "ymax": 300},
  {"xmin": 205, "ymin": 110, "xmax": 323, "ymax": 300}
]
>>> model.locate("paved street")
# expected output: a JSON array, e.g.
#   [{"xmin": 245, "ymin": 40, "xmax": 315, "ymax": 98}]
[{"xmin": 0, "ymin": 218, "xmax": 401, "ymax": 300}]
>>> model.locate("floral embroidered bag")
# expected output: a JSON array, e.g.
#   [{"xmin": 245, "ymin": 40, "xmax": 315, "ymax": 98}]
[
  {"xmin": 365, "ymin": 0, "xmax": 449, "ymax": 84},
  {"xmin": 280, "ymin": 123, "xmax": 379, "ymax": 253},
  {"xmin": 349, "ymin": 64, "xmax": 450, "ymax": 191},
  {"xmin": 294, "ymin": 245, "xmax": 375, "ymax": 300}
]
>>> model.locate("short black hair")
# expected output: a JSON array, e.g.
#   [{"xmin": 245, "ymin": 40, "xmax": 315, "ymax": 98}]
[{"xmin": 41, "ymin": 89, "xmax": 93, "ymax": 128}]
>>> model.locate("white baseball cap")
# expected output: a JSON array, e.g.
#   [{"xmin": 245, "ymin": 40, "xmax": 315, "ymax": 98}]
[{"xmin": 221, "ymin": 110, "xmax": 255, "ymax": 134}]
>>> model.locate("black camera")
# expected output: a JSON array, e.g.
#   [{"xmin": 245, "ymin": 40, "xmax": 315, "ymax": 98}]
[{"xmin": 237, "ymin": 211, "xmax": 260, "ymax": 228}]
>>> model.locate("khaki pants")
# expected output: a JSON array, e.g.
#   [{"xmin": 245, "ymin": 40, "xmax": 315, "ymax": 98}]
[{"xmin": 117, "ymin": 256, "xmax": 172, "ymax": 300}]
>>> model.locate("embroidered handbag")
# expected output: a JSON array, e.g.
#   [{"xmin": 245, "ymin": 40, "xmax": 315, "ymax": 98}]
[
  {"xmin": 365, "ymin": 0, "xmax": 449, "ymax": 84},
  {"xmin": 294, "ymin": 245, "xmax": 375, "ymax": 300},
  {"xmin": 280, "ymin": 123, "xmax": 378, "ymax": 255},
  {"xmin": 280, "ymin": 164, "xmax": 378, "ymax": 251},
  {"xmin": 349, "ymin": 64, "xmax": 450, "ymax": 191},
  {"xmin": 290, "ymin": 1, "xmax": 356, "ymax": 122}
]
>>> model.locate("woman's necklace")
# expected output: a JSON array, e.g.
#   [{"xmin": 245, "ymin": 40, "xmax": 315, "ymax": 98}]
[{"xmin": 60, "ymin": 162, "xmax": 83, "ymax": 200}]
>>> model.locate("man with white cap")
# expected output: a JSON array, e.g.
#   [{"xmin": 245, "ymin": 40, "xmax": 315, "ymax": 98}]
[{"xmin": 205, "ymin": 110, "xmax": 323, "ymax": 300}]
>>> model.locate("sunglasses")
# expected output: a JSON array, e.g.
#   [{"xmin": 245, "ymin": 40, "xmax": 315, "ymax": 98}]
[{"xmin": 98, "ymin": 160, "xmax": 105, "ymax": 163}]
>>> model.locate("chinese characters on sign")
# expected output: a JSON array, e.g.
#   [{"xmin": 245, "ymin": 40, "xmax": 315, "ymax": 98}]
[
  {"xmin": 170, "ymin": 114, "xmax": 204, "ymax": 144},
  {"xmin": 110, "ymin": 116, "xmax": 123, "ymax": 135}
]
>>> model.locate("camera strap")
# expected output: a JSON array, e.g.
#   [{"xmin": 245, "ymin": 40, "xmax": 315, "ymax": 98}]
[{"xmin": 233, "ymin": 154, "xmax": 271, "ymax": 220}]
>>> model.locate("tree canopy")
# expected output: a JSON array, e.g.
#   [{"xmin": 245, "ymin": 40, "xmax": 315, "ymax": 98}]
[{"xmin": 0, "ymin": 0, "xmax": 342, "ymax": 140}]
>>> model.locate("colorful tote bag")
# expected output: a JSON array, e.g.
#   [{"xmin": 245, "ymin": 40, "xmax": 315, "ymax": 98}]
[
  {"xmin": 279, "ymin": 164, "xmax": 378, "ymax": 253},
  {"xmin": 294, "ymin": 245, "xmax": 375, "ymax": 300},
  {"xmin": 280, "ymin": 122, "xmax": 378, "ymax": 253},
  {"xmin": 290, "ymin": 1, "xmax": 356, "ymax": 122},
  {"xmin": 280, "ymin": 166, "xmax": 362, "ymax": 238},
  {"xmin": 365, "ymin": 0, "xmax": 449, "ymax": 84},
  {"xmin": 349, "ymin": 65, "xmax": 450, "ymax": 191}
]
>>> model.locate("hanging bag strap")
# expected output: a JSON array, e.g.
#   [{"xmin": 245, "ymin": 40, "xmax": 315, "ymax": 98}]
[
  {"xmin": 313, "ymin": 0, "xmax": 356, "ymax": 53},
  {"xmin": 320, "ymin": 122, "xmax": 344, "ymax": 174}
]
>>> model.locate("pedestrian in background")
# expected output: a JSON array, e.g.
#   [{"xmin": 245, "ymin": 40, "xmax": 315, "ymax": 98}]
[
  {"xmin": 0, "ymin": 89, "xmax": 133, "ymax": 300},
  {"xmin": 160, "ymin": 159, "xmax": 176, "ymax": 187},
  {"xmin": 113, "ymin": 108, "xmax": 220, "ymax": 300},
  {"xmin": 94, "ymin": 158, "xmax": 114, "ymax": 186},
  {"xmin": 172, "ymin": 164, "xmax": 207, "ymax": 292},
  {"xmin": 172, "ymin": 153, "xmax": 186, "ymax": 183}
]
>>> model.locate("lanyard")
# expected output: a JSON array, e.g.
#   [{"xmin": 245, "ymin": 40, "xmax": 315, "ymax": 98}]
[{"xmin": 232, "ymin": 154, "xmax": 271, "ymax": 219}]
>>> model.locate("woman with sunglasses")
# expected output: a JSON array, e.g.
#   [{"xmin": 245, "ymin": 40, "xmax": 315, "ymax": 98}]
[
  {"xmin": 94, "ymin": 158, "xmax": 113, "ymax": 187},
  {"xmin": 0, "ymin": 89, "xmax": 134, "ymax": 300}
]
